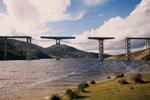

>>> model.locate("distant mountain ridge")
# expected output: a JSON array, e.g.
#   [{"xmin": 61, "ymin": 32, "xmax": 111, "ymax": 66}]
[{"xmin": 0, "ymin": 38, "xmax": 112, "ymax": 59}]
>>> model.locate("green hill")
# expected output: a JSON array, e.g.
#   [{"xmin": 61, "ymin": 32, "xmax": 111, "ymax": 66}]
[
  {"xmin": 0, "ymin": 38, "xmax": 111, "ymax": 59},
  {"xmin": 0, "ymin": 38, "xmax": 53, "ymax": 59},
  {"xmin": 31, "ymin": 49, "xmax": 53, "ymax": 59},
  {"xmin": 44, "ymin": 44, "xmax": 111, "ymax": 58},
  {"xmin": 0, "ymin": 41, "xmax": 37, "ymax": 60},
  {"xmin": 107, "ymin": 49, "xmax": 150, "ymax": 61}
]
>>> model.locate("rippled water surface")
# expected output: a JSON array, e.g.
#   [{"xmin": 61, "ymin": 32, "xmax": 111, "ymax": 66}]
[{"xmin": 0, "ymin": 59, "xmax": 150, "ymax": 100}]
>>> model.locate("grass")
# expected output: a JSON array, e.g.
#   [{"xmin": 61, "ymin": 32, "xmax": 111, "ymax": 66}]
[
  {"xmin": 62, "ymin": 73, "xmax": 150, "ymax": 100},
  {"xmin": 131, "ymin": 73, "xmax": 143, "ymax": 83},
  {"xmin": 118, "ymin": 79, "xmax": 128, "ymax": 85}
]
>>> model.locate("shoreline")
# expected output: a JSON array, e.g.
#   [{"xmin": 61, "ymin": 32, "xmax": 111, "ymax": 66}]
[
  {"xmin": 42, "ymin": 73, "xmax": 141, "ymax": 100},
  {"xmin": 10, "ymin": 72, "xmax": 150, "ymax": 100}
]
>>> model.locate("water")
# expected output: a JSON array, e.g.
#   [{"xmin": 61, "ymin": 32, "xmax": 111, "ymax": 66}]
[{"xmin": 0, "ymin": 59, "xmax": 150, "ymax": 100}]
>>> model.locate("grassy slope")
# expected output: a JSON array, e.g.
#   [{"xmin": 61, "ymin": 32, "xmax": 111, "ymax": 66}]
[
  {"xmin": 63, "ymin": 73, "xmax": 150, "ymax": 100},
  {"xmin": 31, "ymin": 49, "xmax": 53, "ymax": 59},
  {"xmin": 107, "ymin": 49, "xmax": 150, "ymax": 60}
]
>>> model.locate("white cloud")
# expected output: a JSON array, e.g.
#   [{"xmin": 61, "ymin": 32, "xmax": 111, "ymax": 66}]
[
  {"xmin": 83, "ymin": 0, "xmax": 107, "ymax": 6},
  {"xmin": 55, "ymin": 29, "xmax": 66, "ymax": 32},
  {"xmin": 109, "ymin": 12, "xmax": 117, "ymax": 16},
  {"xmin": 0, "ymin": 0, "xmax": 86, "ymax": 46},
  {"xmin": 98, "ymin": 14, "xmax": 104, "ymax": 16},
  {"xmin": 69, "ymin": 0, "xmax": 150, "ymax": 55}
]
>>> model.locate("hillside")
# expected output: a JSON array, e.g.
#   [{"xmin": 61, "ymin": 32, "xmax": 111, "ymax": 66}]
[
  {"xmin": 107, "ymin": 49, "xmax": 150, "ymax": 61},
  {"xmin": 44, "ymin": 44, "xmax": 111, "ymax": 58},
  {"xmin": 0, "ymin": 41, "xmax": 37, "ymax": 60},
  {"xmin": 0, "ymin": 38, "xmax": 53, "ymax": 59},
  {"xmin": 31, "ymin": 49, "xmax": 53, "ymax": 59},
  {"xmin": 0, "ymin": 38, "xmax": 111, "ymax": 59}
]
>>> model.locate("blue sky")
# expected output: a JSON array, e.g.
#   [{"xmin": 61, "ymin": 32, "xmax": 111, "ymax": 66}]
[
  {"xmin": 0, "ymin": 0, "xmax": 150, "ymax": 55},
  {"xmin": 46, "ymin": 0, "xmax": 142, "ymax": 36}
]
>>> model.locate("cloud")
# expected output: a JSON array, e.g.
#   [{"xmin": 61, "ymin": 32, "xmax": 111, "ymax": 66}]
[
  {"xmin": 98, "ymin": 14, "xmax": 104, "ymax": 16},
  {"xmin": 0, "ymin": 0, "xmax": 86, "ymax": 46},
  {"xmin": 109, "ymin": 12, "xmax": 117, "ymax": 16},
  {"xmin": 69, "ymin": 0, "xmax": 150, "ymax": 55},
  {"xmin": 83, "ymin": 0, "xmax": 107, "ymax": 6},
  {"xmin": 55, "ymin": 29, "xmax": 66, "ymax": 32},
  {"xmin": 0, "ymin": 0, "xmax": 85, "ymax": 34}
]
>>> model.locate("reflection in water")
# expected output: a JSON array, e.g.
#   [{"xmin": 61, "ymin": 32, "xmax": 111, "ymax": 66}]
[{"xmin": 0, "ymin": 59, "xmax": 150, "ymax": 100}]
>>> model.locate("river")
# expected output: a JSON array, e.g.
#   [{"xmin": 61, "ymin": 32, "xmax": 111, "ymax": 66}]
[{"xmin": 0, "ymin": 59, "xmax": 150, "ymax": 100}]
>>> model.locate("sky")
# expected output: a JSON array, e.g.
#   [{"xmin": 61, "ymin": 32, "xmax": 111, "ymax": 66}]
[{"xmin": 0, "ymin": 0, "xmax": 150, "ymax": 55}]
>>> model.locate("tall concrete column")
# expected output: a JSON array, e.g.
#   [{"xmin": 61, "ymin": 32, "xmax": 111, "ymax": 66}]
[
  {"xmin": 4, "ymin": 37, "xmax": 7, "ymax": 60},
  {"xmin": 26, "ymin": 38, "xmax": 29, "ymax": 60},
  {"xmin": 26, "ymin": 38, "xmax": 31, "ymax": 60},
  {"xmin": 29, "ymin": 38, "xmax": 31, "ymax": 60},
  {"xmin": 125, "ymin": 38, "xmax": 131, "ymax": 60},
  {"xmin": 99, "ymin": 40, "xmax": 103, "ymax": 60},
  {"xmin": 146, "ymin": 39, "xmax": 149, "ymax": 53},
  {"xmin": 56, "ymin": 39, "xmax": 60, "ymax": 60}
]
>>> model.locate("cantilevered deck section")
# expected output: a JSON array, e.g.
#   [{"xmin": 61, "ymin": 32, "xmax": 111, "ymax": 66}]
[
  {"xmin": 0, "ymin": 36, "xmax": 32, "ymax": 60},
  {"xmin": 41, "ymin": 36, "xmax": 75, "ymax": 60},
  {"xmin": 88, "ymin": 37, "xmax": 115, "ymax": 60}
]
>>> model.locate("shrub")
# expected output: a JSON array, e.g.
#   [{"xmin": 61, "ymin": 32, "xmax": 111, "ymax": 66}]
[
  {"xmin": 107, "ymin": 76, "xmax": 111, "ymax": 79},
  {"xmin": 66, "ymin": 89, "xmax": 79, "ymax": 99},
  {"xmin": 130, "ymin": 86, "xmax": 134, "ymax": 90},
  {"xmin": 82, "ymin": 81, "xmax": 89, "ymax": 87},
  {"xmin": 77, "ymin": 81, "xmax": 89, "ymax": 92},
  {"xmin": 116, "ymin": 73, "xmax": 124, "ymax": 78},
  {"xmin": 131, "ymin": 74, "xmax": 142, "ymax": 83},
  {"xmin": 78, "ymin": 83, "xmax": 85, "ymax": 92},
  {"xmin": 118, "ymin": 79, "xmax": 128, "ymax": 85},
  {"xmin": 50, "ymin": 94, "xmax": 61, "ymax": 100},
  {"xmin": 90, "ymin": 80, "xmax": 96, "ymax": 84}
]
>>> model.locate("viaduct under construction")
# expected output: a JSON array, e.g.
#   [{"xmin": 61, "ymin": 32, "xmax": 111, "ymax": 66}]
[{"xmin": 0, "ymin": 36, "xmax": 150, "ymax": 61}]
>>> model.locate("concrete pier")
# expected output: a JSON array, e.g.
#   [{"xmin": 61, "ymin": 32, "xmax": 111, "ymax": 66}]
[
  {"xmin": 56, "ymin": 39, "xmax": 60, "ymax": 60},
  {"xmin": 4, "ymin": 37, "xmax": 7, "ymax": 60},
  {"xmin": 41, "ymin": 36, "xmax": 75, "ymax": 60},
  {"xmin": 0, "ymin": 36, "xmax": 32, "ymax": 60},
  {"xmin": 26, "ymin": 37, "xmax": 32, "ymax": 60},
  {"xmin": 125, "ymin": 37, "xmax": 150, "ymax": 60},
  {"xmin": 88, "ymin": 37, "xmax": 115, "ymax": 60},
  {"xmin": 146, "ymin": 39, "xmax": 149, "ymax": 53},
  {"xmin": 125, "ymin": 38, "xmax": 131, "ymax": 60},
  {"xmin": 99, "ymin": 40, "xmax": 103, "ymax": 60}
]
